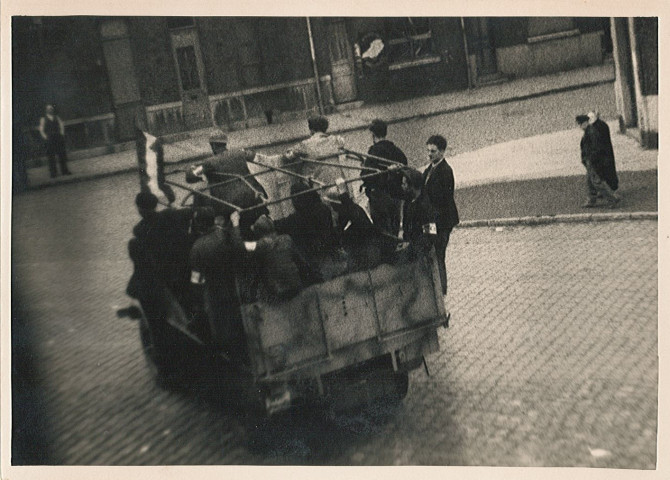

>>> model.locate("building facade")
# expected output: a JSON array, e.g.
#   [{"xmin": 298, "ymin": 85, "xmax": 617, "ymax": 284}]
[
  {"xmin": 610, "ymin": 17, "xmax": 658, "ymax": 149},
  {"xmin": 12, "ymin": 16, "xmax": 610, "ymax": 155}
]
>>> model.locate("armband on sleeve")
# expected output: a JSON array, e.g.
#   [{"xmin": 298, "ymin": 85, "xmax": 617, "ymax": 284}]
[
  {"xmin": 190, "ymin": 270, "xmax": 205, "ymax": 284},
  {"xmin": 422, "ymin": 223, "xmax": 437, "ymax": 235}
]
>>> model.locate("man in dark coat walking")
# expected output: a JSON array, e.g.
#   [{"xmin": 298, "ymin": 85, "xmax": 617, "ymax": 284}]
[
  {"xmin": 588, "ymin": 111, "xmax": 619, "ymax": 191},
  {"xmin": 422, "ymin": 135, "xmax": 459, "ymax": 296},
  {"xmin": 577, "ymin": 114, "xmax": 620, "ymax": 208}
]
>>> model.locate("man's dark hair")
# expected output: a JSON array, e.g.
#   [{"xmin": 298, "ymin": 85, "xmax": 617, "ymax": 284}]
[
  {"xmin": 308, "ymin": 116, "xmax": 329, "ymax": 133},
  {"xmin": 135, "ymin": 191, "xmax": 158, "ymax": 210},
  {"xmin": 427, "ymin": 135, "xmax": 447, "ymax": 152},
  {"xmin": 575, "ymin": 115, "xmax": 589, "ymax": 124},
  {"xmin": 369, "ymin": 119, "xmax": 388, "ymax": 138}
]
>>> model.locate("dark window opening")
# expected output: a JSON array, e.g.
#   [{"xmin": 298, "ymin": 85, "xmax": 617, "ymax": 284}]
[{"xmin": 167, "ymin": 17, "xmax": 195, "ymax": 30}]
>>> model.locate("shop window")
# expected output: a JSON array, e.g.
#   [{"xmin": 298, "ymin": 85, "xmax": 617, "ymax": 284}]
[{"xmin": 383, "ymin": 18, "xmax": 435, "ymax": 63}]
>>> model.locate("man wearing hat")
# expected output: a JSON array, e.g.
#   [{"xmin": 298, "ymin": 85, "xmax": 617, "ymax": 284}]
[{"xmin": 576, "ymin": 114, "xmax": 620, "ymax": 208}]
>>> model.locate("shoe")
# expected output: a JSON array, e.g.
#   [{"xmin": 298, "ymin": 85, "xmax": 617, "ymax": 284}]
[{"xmin": 581, "ymin": 201, "xmax": 597, "ymax": 208}]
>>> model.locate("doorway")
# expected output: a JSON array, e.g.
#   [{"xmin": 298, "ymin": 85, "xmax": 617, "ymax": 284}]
[{"xmin": 169, "ymin": 20, "xmax": 211, "ymax": 130}]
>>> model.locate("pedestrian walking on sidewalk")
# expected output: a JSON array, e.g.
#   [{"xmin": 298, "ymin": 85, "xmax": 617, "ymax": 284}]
[
  {"xmin": 588, "ymin": 111, "xmax": 619, "ymax": 192},
  {"xmin": 422, "ymin": 135, "xmax": 459, "ymax": 296},
  {"xmin": 39, "ymin": 104, "xmax": 71, "ymax": 178},
  {"xmin": 576, "ymin": 114, "xmax": 620, "ymax": 208}
]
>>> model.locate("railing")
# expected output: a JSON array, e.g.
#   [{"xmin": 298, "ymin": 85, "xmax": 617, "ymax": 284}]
[
  {"xmin": 146, "ymin": 101, "xmax": 184, "ymax": 135},
  {"xmin": 25, "ymin": 76, "xmax": 335, "ymax": 157},
  {"xmin": 209, "ymin": 75, "xmax": 334, "ymax": 129}
]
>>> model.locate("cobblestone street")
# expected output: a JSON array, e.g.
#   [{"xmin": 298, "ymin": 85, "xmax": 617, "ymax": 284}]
[{"xmin": 10, "ymin": 175, "xmax": 657, "ymax": 466}]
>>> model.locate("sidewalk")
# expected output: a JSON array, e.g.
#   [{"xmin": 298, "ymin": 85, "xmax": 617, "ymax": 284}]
[{"xmin": 24, "ymin": 63, "xmax": 620, "ymax": 190}]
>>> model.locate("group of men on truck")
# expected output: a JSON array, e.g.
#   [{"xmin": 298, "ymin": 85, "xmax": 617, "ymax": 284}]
[{"xmin": 124, "ymin": 116, "xmax": 459, "ymax": 352}]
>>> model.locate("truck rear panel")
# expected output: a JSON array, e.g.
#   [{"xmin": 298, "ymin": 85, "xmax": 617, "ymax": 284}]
[{"xmin": 241, "ymin": 252, "xmax": 447, "ymax": 382}]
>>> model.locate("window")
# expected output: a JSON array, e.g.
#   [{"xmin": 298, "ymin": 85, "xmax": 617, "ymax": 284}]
[
  {"xmin": 384, "ymin": 18, "xmax": 435, "ymax": 63},
  {"xmin": 175, "ymin": 46, "xmax": 201, "ymax": 90},
  {"xmin": 167, "ymin": 17, "xmax": 195, "ymax": 30}
]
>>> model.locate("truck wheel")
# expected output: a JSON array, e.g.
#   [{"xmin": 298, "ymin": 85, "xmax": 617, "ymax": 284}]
[{"xmin": 139, "ymin": 313, "xmax": 187, "ymax": 389}]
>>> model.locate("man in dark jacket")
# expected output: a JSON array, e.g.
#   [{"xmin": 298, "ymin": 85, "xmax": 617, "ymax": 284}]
[
  {"xmin": 401, "ymin": 168, "xmax": 438, "ymax": 254},
  {"xmin": 274, "ymin": 180, "xmax": 337, "ymax": 268},
  {"xmin": 189, "ymin": 209, "xmax": 244, "ymax": 348},
  {"xmin": 361, "ymin": 119, "xmax": 408, "ymax": 236},
  {"xmin": 588, "ymin": 111, "xmax": 619, "ymax": 191},
  {"xmin": 186, "ymin": 146, "xmax": 269, "ymax": 236},
  {"xmin": 577, "ymin": 114, "xmax": 620, "ymax": 208},
  {"xmin": 327, "ymin": 178, "xmax": 398, "ymax": 272},
  {"xmin": 423, "ymin": 135, "xmax": 459, "ymax": 295},
  {"xmin": 230, "ymin": 211, "xmax": 317, "ymax": 302}
]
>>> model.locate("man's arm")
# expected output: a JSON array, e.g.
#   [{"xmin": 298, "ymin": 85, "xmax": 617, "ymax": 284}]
[
  {"xmin": 57, "ymin": 116, "xmax": 65, "ymax": 136},
  {"xmin": 38, "ymin": 117, "xmax": 47, "ymax": 140}
]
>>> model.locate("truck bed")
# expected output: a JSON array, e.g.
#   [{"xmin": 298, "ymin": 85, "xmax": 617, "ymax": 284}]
[{"xmin": 241, "ymin": 252, "xmax": 448, "ymax": 382}]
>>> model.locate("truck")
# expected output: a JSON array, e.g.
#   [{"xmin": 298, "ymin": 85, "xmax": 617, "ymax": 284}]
[{"xmin": 129, "ymin": 146, "xmax": 449, "ymax": 418}]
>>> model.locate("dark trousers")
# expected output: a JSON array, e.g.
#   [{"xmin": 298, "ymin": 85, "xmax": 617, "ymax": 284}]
[
  {"xmin": 46, "ymin": 136, "xmax": 69, "ymax": 177},
  {"xmin": 435, "ymin": 229, "xmax": 452, "ymax": 295}
]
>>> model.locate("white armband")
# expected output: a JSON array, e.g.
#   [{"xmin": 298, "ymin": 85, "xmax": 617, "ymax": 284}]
[
  {"xmin": 422, "ymin": 223, "xmax": 437, "ymax": 235},
  {"xmin": 190, "ymin": 270, "xmax": 205, "ymax": 284}
]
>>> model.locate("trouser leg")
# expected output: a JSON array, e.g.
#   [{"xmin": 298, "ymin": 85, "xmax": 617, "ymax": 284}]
[
  {"xmin": 46, "ymin": 149, "xmax": 58, "ymax": 177},
  {"xmin": 589, "ymin": 170, "xmax": 618, "ymax": 203},
  {"xmin": 586, "ymin": 173, "xmax": 598, "ymax": 203},
  {"xmin": 58, "ymin": 147, "xmax": 70, "ymax": 174},
  {"xmin": 435, "ymin": 229, "xmax": 451, "ymax": 295}
]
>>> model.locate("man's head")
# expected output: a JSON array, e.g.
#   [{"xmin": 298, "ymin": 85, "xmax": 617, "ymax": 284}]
[
  {"xmin": 401, "ymin": 168, "xmax": 423, "ymax": 199},
  {"xmin": 45, "ymin": 104, "xmax": 55, "ymax": 115},
  {"xmin": 135, "ymin": 191, "xmax": 158, "ymax": 218},
  {"xmin": 369, "ymin": 119, "xmax": 388, "ymax": 142},
  {"xmin": 426, "ymin": 135, "xmax": 447, "ymax": 164},
  {"xmin": 308, "ymin": 115, "xmax": 329, "ymax": 134},
  {"xmin": 576, "ymin": 114, "xmax": 590, "ymax": 130}
]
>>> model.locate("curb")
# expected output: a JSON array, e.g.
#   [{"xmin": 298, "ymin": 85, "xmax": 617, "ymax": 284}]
[
  {"xmin": 23, "ymin": 77, "xmax": 615, "ymax": 192},
  {"xmin": 457, "ymin": 211, "xmax": 658, "ymax": 229}
]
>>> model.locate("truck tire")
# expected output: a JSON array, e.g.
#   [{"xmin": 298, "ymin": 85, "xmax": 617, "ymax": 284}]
[{"xmin": 139, "ymin": 312, "xmax": 188, "ymax": 389}]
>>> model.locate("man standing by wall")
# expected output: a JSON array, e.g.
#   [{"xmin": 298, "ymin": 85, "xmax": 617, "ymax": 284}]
[
  {"xmin": 39, "ymin": 104, "xmax": 71, "ymax": 178},
  {"xmin": 423, "ymin": 135, "xmax": 459, "ymax": 296}
]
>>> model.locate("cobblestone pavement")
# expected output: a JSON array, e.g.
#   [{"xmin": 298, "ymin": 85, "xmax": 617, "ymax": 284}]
[{"xmin": 10, "ymin": 174, "xmax": 657, "ymax": 467}]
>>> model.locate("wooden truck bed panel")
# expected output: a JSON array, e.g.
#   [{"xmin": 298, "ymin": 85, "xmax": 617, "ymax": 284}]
[{"xmin": 242, "ymin": 253, "xmax": 446, "ymax": 379}]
